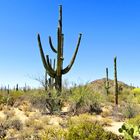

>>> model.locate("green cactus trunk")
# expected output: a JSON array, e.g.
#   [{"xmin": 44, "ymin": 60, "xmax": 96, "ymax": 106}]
[
  {"xmin": 45, "ymin": 70, "xmax": 48, "ymax": 91},
  {"xmin": 16, "ymin": 84, "xmax": 18, "ymax": 91},
  {"xmin": 114, "ymin": 57, "xmax": 118, "ymax": 105},
  {"xmin": 37, "ymin": 5, "xmax": 82, "ymax": 92},
  {"xmin": 105, "ymin": 68, "xmax": 110, "ymax": 95}
]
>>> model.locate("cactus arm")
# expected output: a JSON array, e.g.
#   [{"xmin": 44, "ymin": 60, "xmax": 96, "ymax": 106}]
[
  {"xmin": 37, "ymin": 34, "xmax": 55, "ymax": 78},
  {"xmin": 62, "ymin": 33, "xmax": 82, "ymax": 74},
  {"xmin": 46, "ymin": 55, "xmax": 56, "ymax": 75},
  {"xmin": 49, "ymin": 36, "xmax": 57, "ymax": 53}
]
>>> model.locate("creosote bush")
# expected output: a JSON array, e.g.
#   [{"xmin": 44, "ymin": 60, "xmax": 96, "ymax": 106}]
[
  {"xmin": 40, "ymin": 114, "xmax": 122, "ymax": 140},
  {"xmin": 127, "ymin": 115, "xmax": 140, "ymax": 127},
  {"xmin": 69, "ymin": 85, "xmax": 104, "ymax": 114}
]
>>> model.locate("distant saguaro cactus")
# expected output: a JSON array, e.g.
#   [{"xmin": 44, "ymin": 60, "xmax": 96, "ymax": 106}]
[
  {"xmin": 104, "ymin": 68, "xmax": 110, "ymax": 95},
  {"xmin": 114, "ymin": 57, "xmax": 118, "ymax": 105},
  {"xmin": 16, "ymin": 84, "xmax": 19, "ymax": 91},
  {"xmin": 38, "ymin": 5, "xmax": 82, "ymax": 91}
]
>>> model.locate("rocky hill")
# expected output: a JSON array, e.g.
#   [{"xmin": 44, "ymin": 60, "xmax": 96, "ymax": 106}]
[{"xmin": 88, "ymin": 78, "xmax": 133, "ymax": 94}]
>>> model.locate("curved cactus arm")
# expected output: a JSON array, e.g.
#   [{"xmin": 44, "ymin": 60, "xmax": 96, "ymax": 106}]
[
  {"xmin": 37, "ymin": 34, "xmax": 56, "ymax": 78},
  {"xmin": 46, "ymin": 55, "xmax": 56, "ymax": 76},
  {"xmin": 62, "ymin": 33, "xmax": 82, "ymax": 74},
  {"xmin": 49, "ymin": 36, "xmax": 57, "ymax": 53}
]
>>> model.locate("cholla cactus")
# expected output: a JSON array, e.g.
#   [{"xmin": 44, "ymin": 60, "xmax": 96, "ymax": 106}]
[{"xmin": 38, "ymin": 5, "xmax": 82, "ymax": 91}]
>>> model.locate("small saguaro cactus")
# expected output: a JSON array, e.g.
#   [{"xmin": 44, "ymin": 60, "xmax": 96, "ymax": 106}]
[
  {"xmin": 16, "ymin": 84, "xmax": 19, "ymax": 91},
  {"xmin": 7, "ymin": 85, "xmax": 10, "ymax": 94},
  {"xmin": 114, "ymin": 57, "xmax": 118, "ymax": 105},
  {"xmin": 104, "ymin": 68, "xmax": 110, "ymax": 95},
  {"xmin": 37, "ymin": 5, "xmax": 82, "ymax": 92}
]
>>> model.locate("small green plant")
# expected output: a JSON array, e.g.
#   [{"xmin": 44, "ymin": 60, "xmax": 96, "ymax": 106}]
[
  {"xmin": 127, "ymin": 115, "xmax": 140, "ymax": 127},
  {"xmin": 119, "ymin": 123, "xmax": 140, "ymax": 140}
]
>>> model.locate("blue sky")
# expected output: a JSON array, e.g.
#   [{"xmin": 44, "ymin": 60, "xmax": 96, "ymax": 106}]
[{"xmin": 0, "ymin": 0, "xmax": 140, "ymax": 88}]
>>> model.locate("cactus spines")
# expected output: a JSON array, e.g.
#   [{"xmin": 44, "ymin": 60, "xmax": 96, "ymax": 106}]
[
  {"xmin": 114, "ymin": 57, "xmax": 118, "ymax": 105},
  {"xmin": 38, "ymin": 5, "xmax": 82, "ymax": 92},
  {"xmin": 104, "ymin": 68, "xmax": 110, "ymax": 95}
]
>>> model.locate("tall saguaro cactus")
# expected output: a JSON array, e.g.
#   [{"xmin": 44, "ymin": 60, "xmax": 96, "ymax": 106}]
[
  {"xmin": 114, "ymin": 57, "xmax": 118, "ymax": 105},
  {"xmin": 37, "ymin": 5, "xmax": 82, "ymax": 91},
  {"xmin": 104, "ymin": 68, "xmax": 110, "ymax": 95}
]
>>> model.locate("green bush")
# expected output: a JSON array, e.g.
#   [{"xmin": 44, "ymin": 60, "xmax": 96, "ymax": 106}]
[
  {"xmin": 132, "ymin": 88, "xmax": 140, "ymax": 95},
  {"xmin": 67, "ymin": 121, "xmax": 120, "ymax": 140},
  {"xmin": 41, "ymin": 126, "xmax": 65, "ymax": 140},
  {"xmin": 28, "ymin": 89, "xmax": 62, "ymax": 114},
  {"xmin": 69, "ymin": 85, "xmax": 104, "ymax": 114},
  {"xmin": 127, "ymin": 115, "xmax": 140, "ymax": 127},
  {"xmin": 41, "ymin": 119, "xmax": 122, "ymax": 140},
  {"xmin": 120, "ymin": 102, "xmax": 140, "ymax": 119}
]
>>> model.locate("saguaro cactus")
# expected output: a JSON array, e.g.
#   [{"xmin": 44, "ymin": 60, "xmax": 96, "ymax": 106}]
[
  {"xmin": 114, "ymin": 57, "xmax": 118, "ymax": 105},
  {"xmin": 37, "ymin": 5, "xmax": 82, "ymax": 91},
  {"xmin": 104, "ymin": 68, "xmax": 110, "ymax": 95},
  {"xmin": 16, "ymin": 84, "xmax": 19, "ymax": 91}
]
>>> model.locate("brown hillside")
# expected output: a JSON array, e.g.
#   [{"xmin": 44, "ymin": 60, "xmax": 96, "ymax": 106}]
[{"xmin": 88, "ymin": 78, "xmax": 133, "ymax": 94}]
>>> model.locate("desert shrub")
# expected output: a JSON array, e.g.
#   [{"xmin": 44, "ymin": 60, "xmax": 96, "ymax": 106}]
[
  {"xmin": 28, "ymin": 89, "xmax": 62, "ymax": 114},
  {"xmin": 4, "ymin": 117, "xmax": 23, "ymax": 131},
  {"xmin": 39, "ymin": 114, "xmax": 122, "ymax": 140},
  {"xmin": 20, "ymin": 128, "xmax": 41, "ymax": 140},
  {"xmin": 3, "ymin": 109, "xmax": 15, "ymax": 119},
  {"xmin": 132, "ymin": 88, "xmax": 140, "ymax": 95},
  {"xmin": 0, "ymin": 90, "xmax": 24, "ymax": 106},
  {"xmin": 119, "ymin": 89, "xmax": 133, "ymax": 103},
  {"xmin": 120, "ymin": 102, "xmax": 140, "ymax": 119},
  {"xmin": 0, "ymin": 124, "xmax": 6, "ymax": 139},
  {"xmin": 40, "ymin": 126, "xmax": 66, "ymax": 140},
  {"xmin": 105, "ymin": 93, "xmax": 115, "ymax": 103},
  {"xmin": 67, "ymin": 113, "xmax": 112, "ymax": 128},
  {"xmin": 25, "ymin": 119, "xmax": 44, "ymax": 131},
  {"xmin": 127, "ymin": 115, "xmax": 140, "ymax": 127},
  {"xmin": 0, "ymin": 95, "xmax": 8, "ymax": 105},
  {"xmin": 69, "ymin": 85, "xmax": 104, "ymax": 114},
  {"xmin": 67, "ymin": 121, "xmax": 121, "ymax": 140},
  {"xmin": 67, "ymin": 114, "xmax": 95, "ymax": 126},
  {"xmin": 40, "ymin": 117, "xmax": 121, "ymax": 140}
]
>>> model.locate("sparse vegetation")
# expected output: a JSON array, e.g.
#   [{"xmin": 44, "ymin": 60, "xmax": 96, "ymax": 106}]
[{"xmin": 0, "ymin": 3, "xmax": 140, "ymax": 140}]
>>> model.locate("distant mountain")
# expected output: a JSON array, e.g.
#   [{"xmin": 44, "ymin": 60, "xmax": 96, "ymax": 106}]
[{"xmin": 88, "ymin": 78, "xmax": 133, "ymax": 94}]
